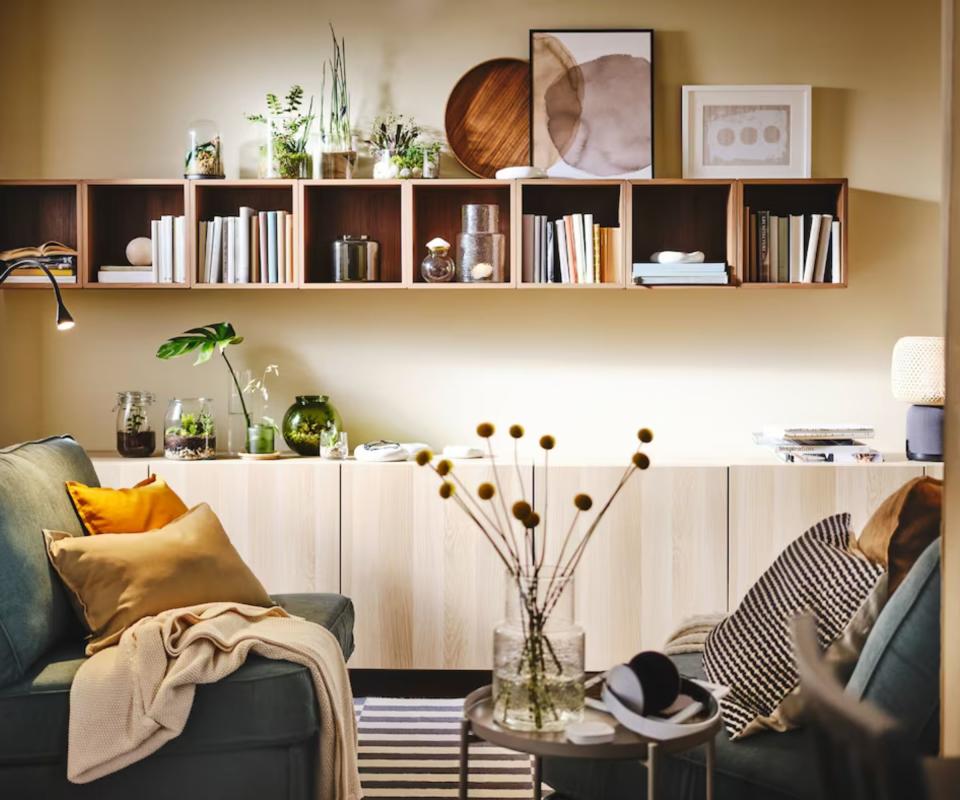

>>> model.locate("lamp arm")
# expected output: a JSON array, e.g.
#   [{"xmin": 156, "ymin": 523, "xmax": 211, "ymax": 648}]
[{"xmin": 0, "ymin": 258, "xmax": 75, "ymax": 329}]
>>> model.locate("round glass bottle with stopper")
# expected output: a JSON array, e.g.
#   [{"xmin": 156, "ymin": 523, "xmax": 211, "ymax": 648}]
[{"xmin": 420, "ymin": 237, "xmax": 456, "ymax": 283}]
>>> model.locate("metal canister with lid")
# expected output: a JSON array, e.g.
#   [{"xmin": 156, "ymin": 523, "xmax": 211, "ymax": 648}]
[{"xmin": 332, "ymin": 235, "xmax": 380, "ymax": 282}]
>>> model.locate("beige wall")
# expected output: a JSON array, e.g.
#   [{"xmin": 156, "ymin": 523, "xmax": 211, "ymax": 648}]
[{"xmin": 0, "ymin": 0, "xmax": 944, "ymax": 459}]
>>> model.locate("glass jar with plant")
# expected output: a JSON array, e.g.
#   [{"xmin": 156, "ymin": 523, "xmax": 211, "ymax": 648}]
[
  {"xmin": 115, "ymin": 390, "xmax": 156, "ymax": 458},
  {"xmin": 317, "ymin": 24, "xmax": 357, "ymax": 179},
  {"xmin": 367, "ymin": 114, "xmax": 423, "ymax": 179},
  {"xmin": 282, "ymin": 395, "xmax": 343, "ymax": 456},
  {"xmin": 243, "ymin": 364, "xmax": 279, "ymax": 455},
  {"xmin": 247, "ymin": 86, "xmax": 315, "ymax": 179},
  {"xmin": 184, "ymin": 119, "xmax": 224, "ymax": 179},
  {"xmin": 163, "ymin": 398, "xmax": 216, "ymax": 460},
  {"xmin": 156, "ymin": 322, "xmax": 251, "ymax": 460}
]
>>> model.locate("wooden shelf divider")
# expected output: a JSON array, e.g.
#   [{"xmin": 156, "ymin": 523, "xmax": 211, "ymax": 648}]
[{"xmin": 0, "ymin": 177, "xmax": 849, "ymax": 292}]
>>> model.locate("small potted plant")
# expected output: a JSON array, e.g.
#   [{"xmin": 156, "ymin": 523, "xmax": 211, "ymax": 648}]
[
  {"xmin": 244, "ymin": 364, "xmax": 279, "ymax": 455},
  {"xmin": 247, "ymin": 85, "xmax": 315, "ymax": 179}
]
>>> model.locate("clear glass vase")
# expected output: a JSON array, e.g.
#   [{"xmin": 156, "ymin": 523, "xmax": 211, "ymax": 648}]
[
  {"xmin": 164, "ymin": 397, "xmax": 216, "ymax": 460},
  {"xmin": 493, "ymin": 569, "xmax": 585, "ymax": 732},
  {"xmin": 115, "ymin": 390, "xmax": 156, "ymax": 458}
]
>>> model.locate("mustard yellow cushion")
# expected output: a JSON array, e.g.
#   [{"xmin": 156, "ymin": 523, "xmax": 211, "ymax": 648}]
[
  {"xmin": 66, "ymin": 474, "xmax": 188, "ymax": 535},
  {"xmin": 44, "ymin": 503, "xmax": 273, "ymax": 654}
]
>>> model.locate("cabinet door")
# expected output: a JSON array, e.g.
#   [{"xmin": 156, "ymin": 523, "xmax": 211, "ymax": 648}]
[
  {"xmin": 537, "ymin": 465, "xmax": 728, "ymax": 670},
  {"xmin": 341, "ymin": 461, "xmax": 523, "ymax": 669},
  {"xmin": 729, "ymin": 464, "xmax": 924, "ymax": 607},
  {"xmin": 147, "ymin": 459, "xmax": 340, "ymax": 595},
  {"xmin": 91, "ymin": 457, "xmax": 150, "ymax": 488}
]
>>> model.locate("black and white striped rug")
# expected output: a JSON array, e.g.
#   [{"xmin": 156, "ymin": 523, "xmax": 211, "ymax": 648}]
[{"xmin": 355, "ymin": 697, "xmax": 536, "ymax": 798}]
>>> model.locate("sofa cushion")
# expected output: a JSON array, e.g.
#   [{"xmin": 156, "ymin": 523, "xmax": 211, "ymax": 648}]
[
  {"xmin": 0, "ymin": 592, "xmax": 354, "ymax": 764},
  {"xmin": 846, "ymin": 538, "xmax": 941, "ymax": 753},
  {"xmin": 0, "ymin": 436, "xmax": 99, "ymax": 688},
  {"xmin": 542, "ymin": 653, "xmax": 817, "ymax": 800},
  {"xmin": 66, "ymin": 474, "xmax": 188, "ymax": 535}
]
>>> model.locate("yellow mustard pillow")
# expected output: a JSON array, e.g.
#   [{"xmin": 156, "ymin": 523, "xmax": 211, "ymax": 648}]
[
  {"xmin": 66, "ymin": 474, "xmax": 188, "ymax": 535},
  {"xmin": 44, "ymin": 503, "xmax": 273, "ymax": 654}
]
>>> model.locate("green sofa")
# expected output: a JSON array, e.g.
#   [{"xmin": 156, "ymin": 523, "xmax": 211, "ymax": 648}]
[
  {"xmin": 543, "ymin": 536, "xmax": 942, "ymax": 800},
  {"xmin": 0, "ymin": 436, "xmax": 355, "ymax": 799}
]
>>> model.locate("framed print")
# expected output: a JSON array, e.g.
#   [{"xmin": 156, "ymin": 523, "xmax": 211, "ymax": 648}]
[
  {"xmin": 682, "ymin": 85, "xmax": 812, "ymax": 178},
  {"xmin": 530, "ymin": 29, "xmax": 654, "ymax": 179}
]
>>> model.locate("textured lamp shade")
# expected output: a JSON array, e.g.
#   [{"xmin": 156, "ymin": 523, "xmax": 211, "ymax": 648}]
[{"xmin": 891, "ymin": 337, "xmax": 945, "ymax": 405}]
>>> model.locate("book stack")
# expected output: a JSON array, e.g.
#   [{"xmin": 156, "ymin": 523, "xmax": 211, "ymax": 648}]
[
  {"xmin": 745, "ymin": 210, "xmax": 841, "ymax": 283},
  {"xmin": 0, "ymin": 241, "xmax": 77, "ymax": 283},
  {"xmin": 97, "ymin": 216, "xmax": 186, "ymax": 284},
  {"xmin": 521, "ymin": 213, "xmax": 621, "ymax": 284},
  {"xmin": 198, "ymin": 208, "xmax": 295, "ymax": 284},
  {"xmin": 632, "ymin": 261, "xmax": 729, "ymax": 285},
  {"xmin": 754, "ymin": 425, "xmax": 881, "ymax": 463}
]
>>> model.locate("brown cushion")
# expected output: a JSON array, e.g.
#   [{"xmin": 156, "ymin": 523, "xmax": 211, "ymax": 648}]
[
  {"xmin": 44, "ymin": 503, "xmax": 273, "ymax": 655},
  {"xmin": 858, "ymin": 477, "xmax": 942, "ymax": 594}
]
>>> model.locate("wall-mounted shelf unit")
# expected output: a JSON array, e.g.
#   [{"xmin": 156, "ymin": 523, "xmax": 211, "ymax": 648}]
[{"xmin": 0, "ymin": 177, "xmax": 850, "ymax": 291}]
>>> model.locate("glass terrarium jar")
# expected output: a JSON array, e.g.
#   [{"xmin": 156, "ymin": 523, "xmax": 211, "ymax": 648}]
[
  {"xmin": 184, "ymin": 119, "xmax": 224, "ymax": 179},
  {"xmin": 316, "ymin": 134, "xmax": 358, "ymax": 179},
  {"xmin": 493, "ymin": 570, "xmax": 585, "ymax": 732},
  {"xmin": 115, "ymin": 390, "xmax": 156, "ymax": 458},
  {"xmin": 421, "ymin": 237, "xmax": 455, "ymax": 283},
  {"xmin": 164, "ymin": 397, "xmax": 216, "ymax": 460},
  {"xmin": 422, "ymin": 145, "xmax": 440, "ymax": 179},
  {"xmin": 281, "ymin": 395, "xmax": 343, "ymax": 456},
  {"xmin": 262, "ymin": 115, "xmax": 312, "ymax": 179},
  {"xmin": 372, "ymin": 148, "xmax": 399, "ymax": 180}
]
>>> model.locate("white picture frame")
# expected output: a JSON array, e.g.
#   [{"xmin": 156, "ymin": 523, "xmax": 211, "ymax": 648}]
[{"xmin": 682, "ymin": 85, "xmax": 812, "ymax": 179}]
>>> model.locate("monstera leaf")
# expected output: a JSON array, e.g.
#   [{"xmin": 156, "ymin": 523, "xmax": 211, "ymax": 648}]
[{"xmin": 156, "ymin": 322, "xmax": 244, "ymax": 366}]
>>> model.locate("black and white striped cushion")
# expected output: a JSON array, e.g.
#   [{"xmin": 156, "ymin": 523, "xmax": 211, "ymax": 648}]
[{"xmin": 703, "ymin": 513, "xmax": 884, "ymax": 739}]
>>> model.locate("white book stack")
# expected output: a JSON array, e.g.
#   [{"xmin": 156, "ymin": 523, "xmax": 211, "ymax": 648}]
[
  {"xmin": 99, "ymin": 215, "xmax": 184, "ymax": 284},
  {"xmin": 197, "ymin": 209, "xmax": 295, "ymax": 285}
]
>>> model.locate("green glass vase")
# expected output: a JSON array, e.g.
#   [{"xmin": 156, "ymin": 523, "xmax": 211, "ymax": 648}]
[{"xmin": 281, "ymin": 395, "xmax": 343, "ymax": 456}]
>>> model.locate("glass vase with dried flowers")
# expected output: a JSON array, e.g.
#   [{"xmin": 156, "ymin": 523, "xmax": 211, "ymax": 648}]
[{"xmin": 418, "ymin": 423, "xmax": 653, "ymax": 731}]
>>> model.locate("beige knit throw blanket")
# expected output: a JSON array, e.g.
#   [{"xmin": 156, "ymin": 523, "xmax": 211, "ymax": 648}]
[{"xmin": 68, "ymin": 602, "xmax": 361, "ymax": 800}]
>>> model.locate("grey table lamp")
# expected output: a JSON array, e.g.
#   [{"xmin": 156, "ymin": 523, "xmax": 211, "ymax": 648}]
[{"xmin": 891, "ymin": 336, "xmax": 944, "ymax": 461}]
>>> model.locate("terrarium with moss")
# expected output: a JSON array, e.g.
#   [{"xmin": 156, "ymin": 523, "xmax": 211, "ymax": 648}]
[
  {"xmin": 164, "ymin": 398, "xmax": 216, "ymax": 460},
  {"xmin": 282, "ymin": 395, "xmax": 342, "ymax": 456}
]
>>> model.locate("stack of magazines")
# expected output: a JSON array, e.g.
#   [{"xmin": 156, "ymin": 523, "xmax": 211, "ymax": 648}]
[{"xmin": 754, "ymin": 425, "xmax": 882, "ymax": 463}]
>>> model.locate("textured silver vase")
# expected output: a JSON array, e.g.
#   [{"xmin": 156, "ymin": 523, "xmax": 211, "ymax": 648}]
[{"xmin": 457, "ymin": 203, "xmax": 505, "ymax": 282}]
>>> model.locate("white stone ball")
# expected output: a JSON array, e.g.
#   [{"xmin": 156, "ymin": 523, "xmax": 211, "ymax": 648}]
[{"xmin": 126, "ymin": 237, "xmax": 152, "ymax": 266}]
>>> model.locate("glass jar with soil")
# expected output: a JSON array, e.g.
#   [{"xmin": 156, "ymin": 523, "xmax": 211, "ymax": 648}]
[
  {"xmin": 115, "ymin": 391, "xmax": 156, "ymax": 458},
  {"xmin": 164, "ymin": 397, "xmax": 216, "ymax": 460}
]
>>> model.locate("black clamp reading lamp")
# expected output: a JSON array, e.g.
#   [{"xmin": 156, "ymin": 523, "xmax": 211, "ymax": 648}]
[{"xmin": 0, "ymin": 259, "xmax": 75, "ymax": 330}]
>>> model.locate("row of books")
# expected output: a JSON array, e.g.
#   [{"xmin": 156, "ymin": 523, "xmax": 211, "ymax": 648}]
[
  {"xmin": 0, "ymin": 242, "xmax": 77, "ymax": 283},
  {"xmin": 198, "ymin": 208, "xmax": 295, "ymax": 284},
  {"xmin": 98, "ymin": 216, "xmax": 186, "ymax": 284},
  {"xmin": 754, "ymin": 425, "xmax": 881, "ymax": 463},
  {"xmin": 521, "ymin": 213, "xmax": 621, "ymax": 284},
  {"xmin": 745, "ymin": 210, "xmax": 841, "ymax": 284}
]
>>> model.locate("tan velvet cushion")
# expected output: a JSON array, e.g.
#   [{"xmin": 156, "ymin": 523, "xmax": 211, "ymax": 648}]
[
  {"xmin": 44, "ymin": 503, "xmax": 273, "ymax": 655},
  {"xmin": 858, "ymin": 476, "xmax": 942, "ymax": 594}
]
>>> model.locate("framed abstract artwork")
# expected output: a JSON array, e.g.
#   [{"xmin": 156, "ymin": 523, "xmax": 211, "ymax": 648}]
[
  {"xmin": 530, "ymin": 29, "xmax": 654, "ymax": 179},
  {"xmin": 682, "ymin": 85, "xmax": 812, "ymax": 178}
]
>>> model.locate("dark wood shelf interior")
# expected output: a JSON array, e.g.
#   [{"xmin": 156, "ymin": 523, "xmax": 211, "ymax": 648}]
[
  {"xmin": 741, "ymin": 183, "xmax": 843, "ymax": 218},
  {"xmin": 303, "ymin": 185, "xmax": 402, "ymax": 283},
  {"xmin": 86, "ymin": 185, "xmax": 184, "ymax": 280},
  {"xmin": 412, "ymin": 185, "xmax": 512, "ymax": 282},
  {"xmin": 194, "ymin": 185, "xmax": 294, "ymax": 221},
  {"xmin": 0, "ymin": 185, "xmax": 78, "ymax": 254},
  {"xmin": 521, "ymin": 184, "xmax": 621, "ymax": 227},
  {"xmin": 631, "ymin": 184, "xmax": 732, "ymax": 265}
]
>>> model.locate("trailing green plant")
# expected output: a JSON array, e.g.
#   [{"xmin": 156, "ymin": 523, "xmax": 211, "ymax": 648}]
[
  {"xmin": 246, "ymin": 86, "xmax": 315, "ymax": 177},
  {"xmin": 166, "ymin": 410, "xmax": 215, "ymax": 438},
  {"xmin": 319, "ymin": 24, "xmax": 351, "ymax": 150},
  {"xmin": 156, "ymin": 322, "xmax": 250, "ymax": 428}
]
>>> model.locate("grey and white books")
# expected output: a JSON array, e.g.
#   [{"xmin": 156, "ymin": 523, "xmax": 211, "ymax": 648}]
[
  {"xmin": 199, "ymin": 209, "xmax": 292, "ymax": 284},
  {"xmin": 635, "ymin": 274, "xmax": 729, "ymax": 285},
  {"xmin": 777, "ymin": 216, "xmax": 788, "ymax": 283},
  {"xmin": 522, "ymin": 214, "xmax": 535, "ymax": 284},
  {"xmin": 237, "ymin": 206, "xmax": 254, "ymax": 284},
  {"xmin": 812, "ymin": 214, "xmax": 833, "ymax": 283},
  {"xmin": 788, "ymin": 215, "xmax": 804, "ymax": 282},
  {"xmin": 150, "ymin": 220, "xmax": 160, "ymax": 283},
  {"xmin": 760, "ymin": 424, "xmax": 875, "ymax": 441},
  {"xmin": 753, "ymin": 433, "xmax": 883, "ymax": 463},
  {"xmin": 747, "ymin": 210, "xmax": 841, "ymax": 284},
  {"xmin": 522, "ymin": 212, "xmax": 621, "ymax": 284},
  {"xmin": 632, "ymin": 261, "xmax": 728, "ymax": 285},
  {"xmin": 831, "ymin": 220, "xmax": 842, "ymax": 284},
  {"xmin": 225, "ymin": 217, "xmax": 236, "ymax": 284},
  {"xmin": 173, "ymin": 216, "xmax": 185, "ymax": 284},
  {"xmin": 267, "ymin": 212, "xmax": 278, "ymax": 283},
  {"xmin": 209, "ymin": 216, "xmax": 223, "ymax": 283}
]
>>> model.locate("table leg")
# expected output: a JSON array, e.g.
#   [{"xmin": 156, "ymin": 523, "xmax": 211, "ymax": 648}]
[
  {"xmin": 647, "ymin": 741, "xmax": 658, "ymax": 800},
  {"xmin": 459, "ymin": 718, "xmax": 470, "ymax": 800},
  {"xmin": 534, "ymin": 755, "xmax": 543, "ymax": 800},
  {"xmin": 705, "ymin": 737, "xmax": 715, "ymax": 800}
]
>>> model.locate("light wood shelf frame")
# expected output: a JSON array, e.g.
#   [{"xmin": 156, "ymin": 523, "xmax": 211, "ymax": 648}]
[{"xmin": 0, "ymin": 177, "xmax": 849, "ymax": 292}]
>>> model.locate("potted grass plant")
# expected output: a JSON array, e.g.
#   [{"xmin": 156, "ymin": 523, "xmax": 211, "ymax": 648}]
[{"xmin": 317, "ymin": 24, "xmax": 356, "ymax": 179}]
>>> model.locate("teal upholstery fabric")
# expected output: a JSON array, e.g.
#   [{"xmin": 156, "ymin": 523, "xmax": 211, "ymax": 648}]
[
  {"xmin": 0, "ymin": 593, "xmax": 355, "ymax": 763},
  {"xmin": 542, "ymin": 653, "xmax": 817, "ymax": 800},
  {"xmin": 846, "ymin": 538, "xmax": 941, "ymax": 753},
  {"xmin": 0, "ymin": 436, "xmax": 99, "ymax": 687}
]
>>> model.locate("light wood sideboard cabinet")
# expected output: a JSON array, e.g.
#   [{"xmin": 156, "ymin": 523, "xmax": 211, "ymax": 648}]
[
  {"xmin": 728, "ymin": 463, "xmax": 925, "ymax": 607},
  {"xmin": 536, "ymin": 465, "xmax": 728, "ymax": 670}
]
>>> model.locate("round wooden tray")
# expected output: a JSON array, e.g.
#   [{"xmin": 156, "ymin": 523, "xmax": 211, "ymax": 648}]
[{"xmin": 444, "ymin": 58, "xmax": 530, "ymax": 178}]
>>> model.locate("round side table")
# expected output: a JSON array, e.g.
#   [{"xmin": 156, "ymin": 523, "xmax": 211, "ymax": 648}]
[{"xmin": 459, "ymin": 685, "xmax": 721, "ymax": 800}]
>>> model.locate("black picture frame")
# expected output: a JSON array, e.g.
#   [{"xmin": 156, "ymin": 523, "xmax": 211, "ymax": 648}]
[{"xmin": 529, "ymin": 28, "xmax": 655, "ymax": 179}]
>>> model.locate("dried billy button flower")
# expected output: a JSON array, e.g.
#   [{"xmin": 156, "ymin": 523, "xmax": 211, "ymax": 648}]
[
  {"xmin": 539, "ymin": 435, "xmax": 556, "ymax": 450},
  {"xmin": 574, "ymin": 493, "xmax": 593, "ymax": 511},
  {"xmin": 436, "ymin": 459, "xmax": 452, "ymax": 476},
  {"xmin": 512, "ymin": 500, "xmax": 532, "ymax": 521},
  {"xmin": 633, "ymin": 452, "xmax": 651, "ymax": 469},
  {"xmin": 476, "ymin": 422, "xmax": 495, "ymax": 438},
  {"xmin": 525, "ymin": 511, "xmax": 541, "ymax": 528},
  {"xmin": 637, "ymin": 428, "xmax": 654, "ymax": 443},
  {"xmin": 477, "ymin": 482, "xmax": 495, "ymax": 500},
  {"xmin": 509, "ymin": 424, "xmax": 525, "ymax": 439},
  {"xmin": 439, "ymin": 482, "xmax": 454, "ymax": 499},
  {"xmin": 415, "ymin": 449, "xmax": 433, "ymax": 466}
]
